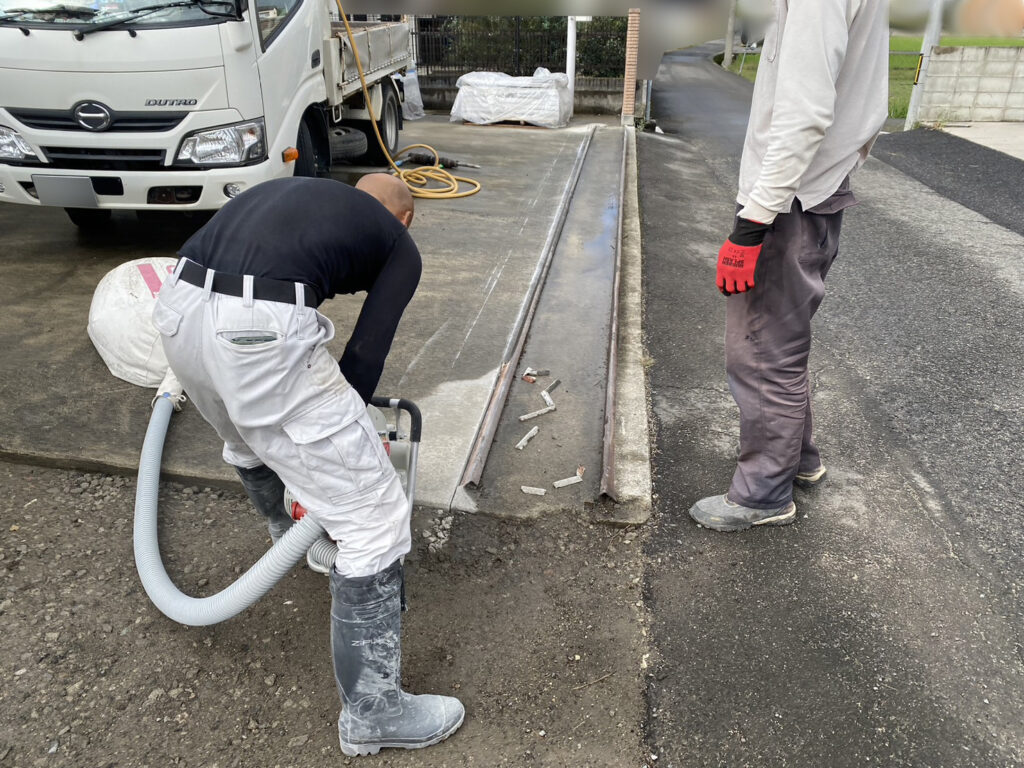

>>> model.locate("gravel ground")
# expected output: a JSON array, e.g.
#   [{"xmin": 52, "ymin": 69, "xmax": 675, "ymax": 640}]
[{"xmin": 0, "ymin": 461, "xmax": 649, "ymax": 768}]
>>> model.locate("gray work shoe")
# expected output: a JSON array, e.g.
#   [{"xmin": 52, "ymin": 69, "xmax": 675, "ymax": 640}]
[
  {"xmin": 331, "ymin": 560, "xmax": 464, "ymax": 757},
  {"xmin": 689, "ymin": 494, "xmax": 796, "ymax": 532},
  {"xmin": 794, "ymin": 465, "xmax": 827, "ymax": 490},
  {"xmin": 235, "ymin": 464, "xmax": 294, "ymax": 543}
]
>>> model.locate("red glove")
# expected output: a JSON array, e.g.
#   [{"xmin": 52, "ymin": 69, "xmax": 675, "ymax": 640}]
[{"xmin": 717, "ymin": 217, "xmax": 771, "ymax": 296}]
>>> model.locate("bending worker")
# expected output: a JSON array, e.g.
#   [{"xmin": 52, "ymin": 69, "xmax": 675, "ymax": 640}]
[
  {"xmin": 152, "ymin": 175, "xmax": 464, "ymax": 756},
  {"xmin": 690, "ymin": 0, "xmax": 889, "ymax": 531}
]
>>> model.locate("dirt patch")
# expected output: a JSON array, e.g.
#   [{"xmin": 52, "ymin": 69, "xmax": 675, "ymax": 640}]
[{"xmin": 0, "ymin": 461, "xmax": 648, "ymax": 767}]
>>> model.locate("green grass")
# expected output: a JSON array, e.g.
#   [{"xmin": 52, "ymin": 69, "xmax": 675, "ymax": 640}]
[
  {"xmin": 890, "ymin": 34, "xmax": 1024, "ymax": 51},
  {"xmin": 724, "ymin": 34, "xmax": 1024, "ymax": 119},
  {"xmin": 726, "ymin": 51, "xmax": 761, "ymax": 84}
]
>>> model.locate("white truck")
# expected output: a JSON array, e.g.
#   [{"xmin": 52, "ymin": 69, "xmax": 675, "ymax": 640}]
[{"xmin": 0, "ymin": 0, "xmax": 410, "ymax": 228}]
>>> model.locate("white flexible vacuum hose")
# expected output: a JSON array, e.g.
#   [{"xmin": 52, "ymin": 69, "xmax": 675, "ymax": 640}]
[{"xmin": 134, "ymin": 394, "xmax": 325, "ymax": 626}]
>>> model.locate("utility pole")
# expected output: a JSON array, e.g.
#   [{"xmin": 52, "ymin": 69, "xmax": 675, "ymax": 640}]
[
  {"xmin": 904, "ymin": 0, "xmax": 944, "ymax": 131},
  {"xmin": 723, "ymin": 0, "xmax": 738, "ymax": 69},
  {"xmin": 566, "ymin": 16, "xmax": 577, "ymax": 119}
]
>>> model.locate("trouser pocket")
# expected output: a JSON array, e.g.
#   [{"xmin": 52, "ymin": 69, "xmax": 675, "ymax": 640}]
[
  {"xmin": 152, "ymin": 300, "xmax": 183, "ymax": 337},
  {"xmin": 283, "ymin": 395, "xmax": 390, "ymax": 505}
]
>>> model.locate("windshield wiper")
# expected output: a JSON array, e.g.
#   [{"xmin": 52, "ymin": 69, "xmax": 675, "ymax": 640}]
[
  {"xmin": 73, "ymin": 0, "xmax": 237, "ymax": 37},
  {"xmin": 0, "ymin": 4, "xmax": 98, "ymax": 22}
]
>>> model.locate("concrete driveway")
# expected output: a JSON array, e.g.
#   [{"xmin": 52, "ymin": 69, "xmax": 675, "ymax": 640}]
[{"xmin": 0, "ymin": 116, "xmax": 611, "ymax": 513}]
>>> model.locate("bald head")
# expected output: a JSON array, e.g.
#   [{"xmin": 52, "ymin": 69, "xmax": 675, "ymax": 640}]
[{"xmin": 356, "ymin": 173, "xmax": 414, "ymax": 228}]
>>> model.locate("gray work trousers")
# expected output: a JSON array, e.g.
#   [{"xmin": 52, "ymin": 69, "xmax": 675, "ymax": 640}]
[{"xmin": 726, "ymin": 183, "xmax": 853, "ymax": 509}]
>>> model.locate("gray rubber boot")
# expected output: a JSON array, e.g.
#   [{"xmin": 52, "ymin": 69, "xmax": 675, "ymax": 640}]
[
  {"xmin": 234, "ymin": 464, "xmax": 294, "ymax": 543},
  {"xmin": 330, "ymin": 560, "xmax": 464, "ymax": 756}
]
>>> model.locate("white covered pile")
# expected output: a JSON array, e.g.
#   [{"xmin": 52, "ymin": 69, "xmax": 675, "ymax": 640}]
[{"xmin": 450, "ymin": 67, "xmax": 572, "ymax": 129}]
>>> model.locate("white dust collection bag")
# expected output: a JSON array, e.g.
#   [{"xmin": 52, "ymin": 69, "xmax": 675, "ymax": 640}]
[
  {"xmin": 401, "ymin": 67, "xmax": 426, "ymax": 120},
  {"xmin": 88, "ymin": 257, "xmax": 178, "ymax": 388},
  {"xmin": 450, "ymin": 67, "xmax": 572, "ymax": 129}
]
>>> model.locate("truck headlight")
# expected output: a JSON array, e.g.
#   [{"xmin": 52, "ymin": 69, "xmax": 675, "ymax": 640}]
[
  {"xmin": 176, "ymin": 119, "xmax": 266, "ymax": 167},
  {"xmin": 0, "ymin": 126, "xmax": 37, "ymax": 161}
]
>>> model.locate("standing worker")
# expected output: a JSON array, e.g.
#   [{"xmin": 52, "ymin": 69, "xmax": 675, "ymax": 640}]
[
  {"xmin": 690, "ymin": 0, "xmax": 890, "ymax": 531},
  {"xmin": 152, "ymin": 175, "xmax": 464, "ymax": 756}
]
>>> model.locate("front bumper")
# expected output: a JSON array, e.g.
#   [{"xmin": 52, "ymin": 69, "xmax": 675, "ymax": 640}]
[
  {"xmin": 0, "ymin": 108, "xmax": 288, "ymax": 211},
  {"xmin": 0, "ymin": 160, "xmax": 286, "ymax": 210}
]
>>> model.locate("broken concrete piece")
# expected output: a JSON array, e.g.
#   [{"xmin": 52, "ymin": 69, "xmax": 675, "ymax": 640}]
[
  {"xmin": 515, "ymin": 426, "xmax": 540, "ymax": 450},
  {"xmin": 519, "ymin": 405, "xmax": 556, "ymax": 422},
  {"xmin": 521, "ymin": 486, "xmax": 547, "ymax": 496},
  {"xmin": 541, "ymin": 390, "xmax": 555, "ymax": 408},
  {"xmin": 553, "ymin": 465, "xmax": 586, "ymax": 488},
  {"xmin": 522, "ymin": 367, "xmax": 550, "ymax": 382}
]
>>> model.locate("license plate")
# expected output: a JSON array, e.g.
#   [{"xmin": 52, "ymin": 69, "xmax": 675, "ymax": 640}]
[{"xmin": 31, "ymin": 175, "xmax": 99, "ymax": 208}]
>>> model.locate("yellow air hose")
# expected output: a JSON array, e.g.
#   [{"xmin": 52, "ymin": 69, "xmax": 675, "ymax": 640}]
[{"xmin": 333, "ymin": 1, "xmax": 481, "ymax": 199}]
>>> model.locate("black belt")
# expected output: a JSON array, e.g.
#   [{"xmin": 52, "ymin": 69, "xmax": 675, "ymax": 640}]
[{"xmin": 177, "ymin": 259, "xmax": 318, "ymax": 308}]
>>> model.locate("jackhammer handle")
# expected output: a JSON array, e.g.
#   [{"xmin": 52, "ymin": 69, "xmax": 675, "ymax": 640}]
[{"xmin": 370, "ymin": 396, "xmax": 422, "ymax": 443}]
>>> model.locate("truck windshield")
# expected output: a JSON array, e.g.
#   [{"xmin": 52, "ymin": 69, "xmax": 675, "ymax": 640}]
[{"xmin": 0, "ymin": 0, "xmax": 240, "ymax": 28}]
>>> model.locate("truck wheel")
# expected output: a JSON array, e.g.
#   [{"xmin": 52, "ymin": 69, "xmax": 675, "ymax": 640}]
[
  {"xmin": 294, "ymin": 120, "xmax": 320, "ymax": 177},
  {"xmin": 65, "ymin": 208, "xmax": 112, "ymax": 230},
  {"xmin": 357, "ymin": 82, "xmax": 400, "ymax": 166},
  {"xmin": 329, "ymin": 125, "xmax": 368, "ymax": 162}
]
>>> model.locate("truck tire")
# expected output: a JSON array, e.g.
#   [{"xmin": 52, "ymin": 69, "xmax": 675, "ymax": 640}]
[
  {"xmin": 65, "ymin": 208, "xmax": 112, "ymax": 230},
  {"xmin": 356, "ymin": 82, "xmax": 400, "ymax": 166},
  {"xmin": 329, "ymin": 125, "xmax": 368, "ymax": 161},
  {"xmin": 294, "ymin": 120, "xmax": 320, "ymax": 177}
]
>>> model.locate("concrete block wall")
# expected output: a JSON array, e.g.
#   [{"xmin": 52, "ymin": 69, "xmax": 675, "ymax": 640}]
[{"xmin": 919, "ymin": 46, "xmax": 1024, "ymax": 123}]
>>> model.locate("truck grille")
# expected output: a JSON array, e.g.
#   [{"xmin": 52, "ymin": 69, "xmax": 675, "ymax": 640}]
[
  {"xmin": 41, "ymin": 147, "xmax": 166, "ymax": 171},
  {"xmin": 8, "ymin": 108, "xmax": 186, "ymax": 133}
]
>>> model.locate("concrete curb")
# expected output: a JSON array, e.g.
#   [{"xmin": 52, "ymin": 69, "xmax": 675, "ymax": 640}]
[
  {"xmin": 0, "ymin": 444, "xmax": 231, "ymax": 490},
  {"xmin": 595, "ymin": 126, "xmax": 653, "ymax": 526}
]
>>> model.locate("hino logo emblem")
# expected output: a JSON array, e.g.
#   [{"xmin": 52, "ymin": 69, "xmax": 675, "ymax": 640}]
[
  {"xmin": 145, "ymin": 99, "xmax": 198, "ymax": 107},
  {"xmin": 73, "ymin": 101, "xmax": 112, "ymax": 131}
]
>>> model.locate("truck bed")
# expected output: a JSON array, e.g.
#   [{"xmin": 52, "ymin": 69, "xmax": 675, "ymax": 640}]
[{"xmin": 326, "ymin": 19, "xmax": 411, "ymax": 104}]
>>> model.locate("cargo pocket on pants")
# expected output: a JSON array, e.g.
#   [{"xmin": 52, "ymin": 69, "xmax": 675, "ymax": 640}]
[{"xmin": 283, "ymin": 398, "xmax": 390, "ymax": 505}]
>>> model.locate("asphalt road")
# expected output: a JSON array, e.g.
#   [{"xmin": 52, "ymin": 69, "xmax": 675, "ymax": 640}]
[
  {"xmin": 640, "ymin": 48, "xmax": 1024, "ymax": 767},
  {"xmin": 873, "ymin": 129, "xmax": 1024, "ymax": 239}
]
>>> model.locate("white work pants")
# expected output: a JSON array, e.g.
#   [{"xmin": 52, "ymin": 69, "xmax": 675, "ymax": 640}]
[{"xmin": 153, "ymin": 260, "xmax": 410, "ymax": 578}]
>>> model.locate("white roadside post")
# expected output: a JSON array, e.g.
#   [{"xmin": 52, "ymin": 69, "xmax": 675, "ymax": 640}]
[
  {"xmin": 723, "ymin": 0, "xmax": 738, "ymax": 69},
  {"xmin": 567, "ymin": 15, "xmax": 577, "ymax": 120},
  {"xmin": 904, "ymin": 0, "xmax": 945, "ymax": 131}
]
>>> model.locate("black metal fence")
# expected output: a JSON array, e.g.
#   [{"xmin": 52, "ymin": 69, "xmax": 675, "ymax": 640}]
[{"xmin": 413, "ymin": 16, "xmax": 628, "ymax": 79}]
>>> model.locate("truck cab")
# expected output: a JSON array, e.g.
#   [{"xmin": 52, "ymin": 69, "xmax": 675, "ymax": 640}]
[{"xmin": 0, "ymin": 0, "xmax": 408, "ymax": 227}]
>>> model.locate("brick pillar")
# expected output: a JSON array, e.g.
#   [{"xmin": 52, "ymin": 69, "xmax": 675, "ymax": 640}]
[{"xmin": 621, "ymin": 7, "xmax": 640, "ymax": 125}]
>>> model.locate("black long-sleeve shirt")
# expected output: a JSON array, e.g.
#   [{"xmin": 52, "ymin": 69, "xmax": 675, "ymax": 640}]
[{"xmin": 178, "ymin": 177, "xmax": 421, "ymax": 403}]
